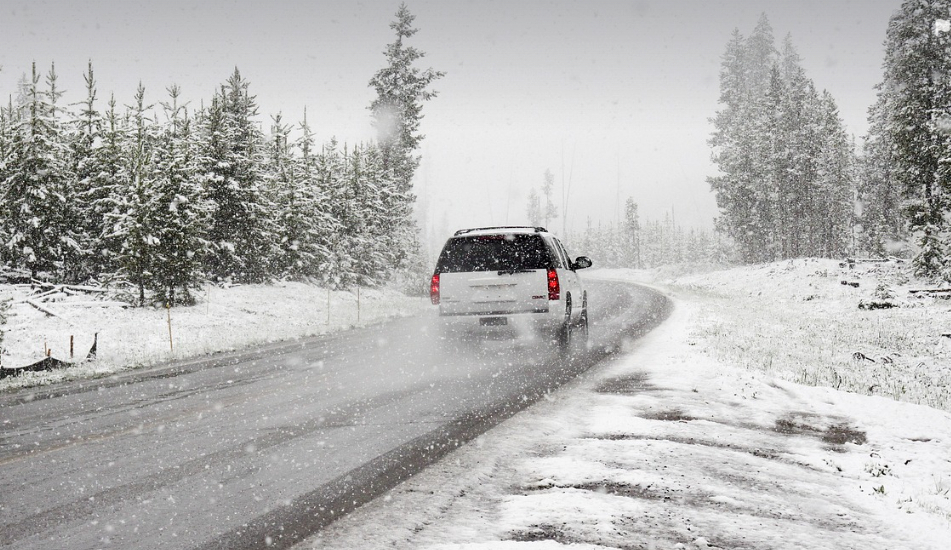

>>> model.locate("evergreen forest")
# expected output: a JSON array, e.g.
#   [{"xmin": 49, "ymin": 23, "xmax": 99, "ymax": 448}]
[{"xmin": 0, "ymin": 4, "xmax": 442, "ymax": 306}]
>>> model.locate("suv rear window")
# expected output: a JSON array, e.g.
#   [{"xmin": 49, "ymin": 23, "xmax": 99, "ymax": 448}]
[{"xmin": 435, "ymin": 234, "xmax": 554, "ymax": 273}]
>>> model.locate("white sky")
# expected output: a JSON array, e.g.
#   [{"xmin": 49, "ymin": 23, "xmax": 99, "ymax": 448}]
[{"xmin": 0, "ymin": 0, "xmax": 901, "ymax": 249}]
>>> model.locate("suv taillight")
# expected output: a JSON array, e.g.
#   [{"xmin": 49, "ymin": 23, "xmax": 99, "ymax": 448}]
[
  {"xmin": 430, "ymin": 273, "xmax": 440, "ymax": 305},
  {"xmin": 547, "ymin": 269, "xmax": 560, "ymax": 300}
]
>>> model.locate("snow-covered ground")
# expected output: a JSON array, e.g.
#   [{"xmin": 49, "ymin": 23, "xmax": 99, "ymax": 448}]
[
  {"xmin": 0, "ymin": 281, "xmax": 429, "ymax": 391},
  {"xmin": 298, "ymin": 260, "xmax": 951, "ymax": 549}
]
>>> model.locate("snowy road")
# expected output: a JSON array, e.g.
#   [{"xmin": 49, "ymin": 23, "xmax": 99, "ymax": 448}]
[{"xmin": 0, "ymin": 280, "xmax": 669, "ymax": 550}]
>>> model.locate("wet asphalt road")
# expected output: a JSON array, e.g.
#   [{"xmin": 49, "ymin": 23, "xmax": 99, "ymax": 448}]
[{"xmin": 0, "ymin": 279, "xmax": 669, "ymax": 550}]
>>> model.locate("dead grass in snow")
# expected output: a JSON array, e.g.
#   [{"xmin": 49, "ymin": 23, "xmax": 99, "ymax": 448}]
[{"xmin": 667, "ymin": 259, "xmax": 951, "ymax": 413}]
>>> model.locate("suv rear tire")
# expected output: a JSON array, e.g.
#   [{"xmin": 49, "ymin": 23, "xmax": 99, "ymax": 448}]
[
  {"xmin": 558, "ymin": 297, "xmax": 573, "ymax": 351},
  {"xmin": 577, "ymin": 294, "xmax": 589, "ymax": 346}
]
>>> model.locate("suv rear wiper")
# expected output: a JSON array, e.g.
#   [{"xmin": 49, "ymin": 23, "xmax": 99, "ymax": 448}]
[{"xmin": 497, "ymin": 268, "xmax": 535, "ymax": 275}]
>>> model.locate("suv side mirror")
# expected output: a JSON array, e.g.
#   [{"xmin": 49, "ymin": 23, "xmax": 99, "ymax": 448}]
[{"xmin": 571, "ymin": 256, "xmax": 593, "ymax": 270}]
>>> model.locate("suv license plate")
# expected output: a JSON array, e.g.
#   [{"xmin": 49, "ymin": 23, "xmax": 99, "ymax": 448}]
[{"xmin": 480, "ymin": 317, "xmax": 508, "ymax": 327}]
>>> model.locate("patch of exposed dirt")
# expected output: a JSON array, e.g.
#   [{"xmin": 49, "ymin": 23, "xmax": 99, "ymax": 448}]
[
  {"xmin": 641, "ymin": 408, "xmax": 695, "ymax": 422},
  {"xmin": 508, "ymin": 523, "xmax": 573, "ymax": 544},
  {"xmin": 584, "ymin": 433, "xmax": 784, "ymax": 461},
  {"xmin": 823, "ymin": 423, "xmax": 867, "ymax": 446},
  {"xmin": 571, "ymin": 481, "xmax": 666, "ymax": 501},
  {"xmin": 774, "ymin": 412, "xmax": 866, "ymax": 447},
  {"xmin": 596, "ymin": 372, "xmax": 660, "ymax": 394}
]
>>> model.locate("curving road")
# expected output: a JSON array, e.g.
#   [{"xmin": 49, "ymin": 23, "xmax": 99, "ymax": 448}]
[{"xmin": 0, "ymin": 279, "xmax": 669, "ymax": 550}]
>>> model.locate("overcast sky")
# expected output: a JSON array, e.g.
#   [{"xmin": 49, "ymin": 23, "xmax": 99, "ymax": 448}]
[{"xmin": 0, "ymin": 0, "xmax": 901, "ymax": 251}]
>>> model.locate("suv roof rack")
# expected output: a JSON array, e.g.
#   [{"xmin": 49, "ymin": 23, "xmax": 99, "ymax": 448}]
[{"xmin": 453, "ymin": 226, "xmax": 548, "ymax": 236}]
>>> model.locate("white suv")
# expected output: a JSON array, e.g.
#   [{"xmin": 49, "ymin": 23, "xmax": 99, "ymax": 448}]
[{"xmin": 430, "ymin": 226, "xmax": 592, "ymax": 349}]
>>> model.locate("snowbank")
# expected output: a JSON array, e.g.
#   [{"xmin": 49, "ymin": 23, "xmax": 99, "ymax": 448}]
[{"xmin": 0, "ymin": 282, "xmax": 428, "ymax": 391}]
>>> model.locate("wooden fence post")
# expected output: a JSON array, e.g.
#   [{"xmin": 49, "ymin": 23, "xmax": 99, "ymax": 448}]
[{"xmin": 166, "ymin": 303, "xmax": 174, "ymax": 352}]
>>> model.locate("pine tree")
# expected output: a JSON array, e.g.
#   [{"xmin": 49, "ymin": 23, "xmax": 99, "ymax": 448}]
[
  {"xmin": 708, "ymin": 23, "xmax": 766, "ymax": 262},
  {"xmin": 92, "ymin": 95, "xmax": 130, "ymax": 276},
  {"xmin": 2, "ymin": 62, "xmax": 75, "ymax": 280},
  {"xmin": 526, "ymin": 188, "xmax": 542, "ymax": 226},
  {"xmin": 878, "ymin": 1, "xmax": 951, "ymax": 277},
  {"xmin": 293, "ymin": 111, "xmax": 336, "ymax": 280},
  {"xmin": 347, "ymin": 143, "xmax": 387, "ymax": 286},
  {"xmin": 45, "ymin": 63, "xmax": 84, "ymax": 282},
  {"xmin": 317, "ymin": 139, "xmax": 353, "ymax": 289},
  {"xmin": 269, "ymin": 112, "xmax": 334, "ymax": 281},
  {"xmin": 368, "ymin": 3, "xmax": 444, "ymax": 270},
  {"xmin": 815, "ymin": 91, "xmax": 856, "ymax": 258},
  {"xmin": 0, "ymin": 95, "xmax": 13, "ymax": 268},
  {"xmin": 369, "ymin": 3, "xmax": 445, "ymax": 188},
  {"xmin": 859, "ymin": 92, "xmax": 905, "ymax": 257},
  {"xmin": 624, "ymin": 198, "xmax": 641, "ymax": 268},
  {"xmin": 267, "ymin": 113, "xmax": 296, "ymax": 276},
  {"xmin": 150, "ymin": 85, "xmax": 207, "ymax": 305},
  {"xmin": 541, "ymin": 169, "xmax": 558, "ymax": 229},
  {"xmin": 108, "ymin": 83, "xmax": 158, "ymax": 306},
  {"xmin": 200, "ymin": 69, "xmax": 276, "ymax": 283},
  {"xmin": 68, "ymin": 60, "xmax": 104, "ymax": 281}
]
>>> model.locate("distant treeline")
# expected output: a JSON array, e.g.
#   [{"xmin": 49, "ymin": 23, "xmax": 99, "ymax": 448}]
[{"xmin": 568, "ymin": 199, "xmax": 728, "ymax": 270}]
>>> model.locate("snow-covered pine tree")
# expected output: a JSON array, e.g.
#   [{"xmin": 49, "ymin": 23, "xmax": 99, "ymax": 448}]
[
  {"xmin": 774, "ymin": 40, "xmax": 810, "ymax": 259},
  {"xmin": 711, "ymin": 17, "xmax": 780, "ymax": 263},
  {"xmin": 0, "ymin": 95, "xmax": 12, "ymax": 268},
  {"xmin": 814, "ymin": 91, "xmax": 856, "ymax": 258},
  {"xmin": 149, "ymin": 85, "xmax": 207, "ymax": 305},
  {"xmin": 526, "ymin": 188, "xmax": 542, "ymax": 226},
  {"xmin": 859, "ymin": 92, "xmax": 905, "ymax": 257},
  {"xmin": 92, "ymin": 95, "xmax": 130, "ymax": 277},
  {"xmin": 541, "ymin": 169, "xmax": 558, "ymax": 229},
  {"xmin": 347, "ymin": 143, "xmax": 388, "ymax": 287},
  {"xmin": 292, "ymin": 111, "xmax": 336, "ymax": 281},
  {"xmin": 68, "ymin": 61, "xmax": 104, "ymax": 281},
  {"xmin": 316, "ymin": 138, "xmax": 353, "ymax": 289},
  {"xmin": 370, "ymin": 141, "xmax": 419, "ymax": 281},
  {"xmin": 368, "ymin": 3, "xmax": 444, "ymax": 271},
  {"xmin": 200, "ymin": 69, "xmax": 276, "ymax": 284},
  {"xmin": 879, "ymin": 0, "xmax": 951, "ymax": 277},
  {"xmin": 623, "ymin": 198, "xmax": 641, "ymax": 268},
  {"xmin": 2, "ymin": 62, "xmax": 76, "ymax": 280},
  {"xmin": 108, "ymin": 83, "xmax": 158, "ymax": 306},
  {"xmin": 267, "ymin": 113, "xmax": 296, "ymax": 277},
  {"xmin": 708, "ymin": 26, "xmax": 762, "ymax": 263},
  {"xmin": 745, "ymin": 14, "xmax": 778, "ymax": 99},
  {"xmin": 268, "ymin": 112, "xmax": 333, "ymax": 281}
]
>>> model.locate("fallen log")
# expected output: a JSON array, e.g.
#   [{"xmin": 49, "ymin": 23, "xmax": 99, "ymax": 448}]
[
  {"xmin": 54, "ymin": 301, "xmax": 130, "ymax": 308},
  {"xmin": 858, "ymin": 299, "xmax": 897, "ymax": 310},
  {"xmin": 16, "ymin": 288, "xmax": 60, "ymax": 302},
  {"xmin": 23, "ymin": 300, "xmax": 77, "ymax": 326}
]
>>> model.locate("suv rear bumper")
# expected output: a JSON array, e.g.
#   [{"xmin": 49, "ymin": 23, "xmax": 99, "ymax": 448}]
[{"xmin": 437, "ymin": 306, "xmax": 563, "ymax": 338}]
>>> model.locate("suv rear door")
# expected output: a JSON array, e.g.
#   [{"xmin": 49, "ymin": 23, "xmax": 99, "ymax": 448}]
[{"xmin": 435, "ymin": 233, "xmax": 553, "ymax": 316}]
